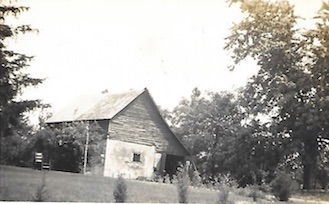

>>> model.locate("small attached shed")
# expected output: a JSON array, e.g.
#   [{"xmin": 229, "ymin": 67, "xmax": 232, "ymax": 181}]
[{"xmin": 46, "ymin": 88, "xmax": 190, "ymax": 179}]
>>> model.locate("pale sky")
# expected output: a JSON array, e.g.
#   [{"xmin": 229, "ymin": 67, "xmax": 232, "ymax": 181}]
[{"xmin": 8, "ymin": 0, "xmax": 323, "ymax": 114}]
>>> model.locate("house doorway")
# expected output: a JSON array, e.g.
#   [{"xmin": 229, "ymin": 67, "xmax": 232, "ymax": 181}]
[{"xmin": 164, "ymin": 154, "xmax": 184, "ymax": 177}]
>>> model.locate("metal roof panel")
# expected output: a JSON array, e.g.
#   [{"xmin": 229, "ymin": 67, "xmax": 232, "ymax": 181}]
[{"xmin": 46, "ymin": 89, "xmax": 145, "ymax": 123}]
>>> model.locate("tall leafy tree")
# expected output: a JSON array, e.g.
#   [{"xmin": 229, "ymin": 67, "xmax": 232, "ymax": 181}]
[
  {"xmin": 170, "ymin": 88, "xmax": 283, "ymax": 186},
  {"xmin": 225, "ymin": 0, "xmax": 329, "ymax": 189},
  {"xmin": 170, "ymin": 88, "xmax": 249, "ymax": 182},
  {"xmin": 306, "ymin": 2, "xmax": 329, "ymax": 189},
  {"xmin": 0, "ymin": 0, "xmax": 43, "ymax": 139}
]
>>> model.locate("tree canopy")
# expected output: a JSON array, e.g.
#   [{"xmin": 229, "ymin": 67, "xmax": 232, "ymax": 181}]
[
  {"xmin": 0, "ymin": 1, "xmax": 44, "ymax": 138},
  {"xmin": 167, "ymin": 0, "xmax": 329, "ymax": 190},
  {"xmin": 225, "ymin": 0, "xmax": 329, "ymax": 189},
  {"xmin": 0, "ymin": 0, "xmax": 45, "ymax": 164}
]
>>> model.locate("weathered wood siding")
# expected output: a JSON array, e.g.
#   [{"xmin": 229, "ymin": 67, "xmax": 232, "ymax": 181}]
[{"xmin": 109, "ymin": 91, "xmax": 188, "ymax": 156}]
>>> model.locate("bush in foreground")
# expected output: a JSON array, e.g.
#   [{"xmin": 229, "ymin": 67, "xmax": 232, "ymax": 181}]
[
  {"xmin": 191, "ymin": 171, "xmax": 203, "ymax": 187},
  {"xmin": 113, "ymin": 175, "xmax": 127, "ymax": 203},
  {"xmin": 218, "ymin": 184, "xmax": 229, "ymax": 204},
  {"xmin": 33, "ymin": 172, "xmax": 49, "ymax": 202},
  {"xmin": 176, "ymin": 165, "xmax": 190, "ymax": 203},
  {"xmin": 217, "ymin": 183, "xmax": 235, "ymax": 204},
  {"xmin": 270, "ymin": 171, "xmax": 297, "ymax": 201},
  {"xmin": 248, "ymin": 185, "xmax": 265, "ymax": 202}
]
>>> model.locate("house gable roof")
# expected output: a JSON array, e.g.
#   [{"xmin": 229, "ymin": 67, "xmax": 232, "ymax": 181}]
[
  {"xmin": 46, "ymin": 88, "xmax": 190, "ymax": 156},
  {"xmin": 46, "ymin": 89, "xmax": 145, "ymax": 123}
]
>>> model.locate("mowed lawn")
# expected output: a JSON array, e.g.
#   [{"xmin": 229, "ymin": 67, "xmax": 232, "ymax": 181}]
[{"xmin": 0, "ymin": 165, "xmax": 327, "ymax": 203}]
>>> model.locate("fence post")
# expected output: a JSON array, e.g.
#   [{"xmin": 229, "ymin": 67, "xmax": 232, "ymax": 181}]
[{"xmin": 83, "ymin": 124, "xmax": 90, "ymax": 174}]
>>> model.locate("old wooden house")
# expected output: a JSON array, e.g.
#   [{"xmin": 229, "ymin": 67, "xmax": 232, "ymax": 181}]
[{"xmin": 46, "ymin": 88, "xmax": 190, "ymax": 179}]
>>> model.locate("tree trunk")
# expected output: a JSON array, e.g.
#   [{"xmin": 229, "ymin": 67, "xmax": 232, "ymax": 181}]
[
  {"xmin": 302, "ymin": 134, "xmax": 319, "ymax": 190},
  {"xmin": 303, "ymin": 157, "xmax": 316, "ymax": 190},
  {"xmin": 303, "ymin": 163, "xmax": 313, "ymax": 189}
]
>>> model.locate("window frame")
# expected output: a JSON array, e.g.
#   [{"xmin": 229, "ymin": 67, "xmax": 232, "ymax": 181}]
[{"xmin": 132, "ymin": 153, "xmax": 141, "ymax": 162}]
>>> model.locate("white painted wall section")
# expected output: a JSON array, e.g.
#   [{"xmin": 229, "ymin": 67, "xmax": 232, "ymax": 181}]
[{"xmin": 104, "ymin": 139, "xmax": 156, "ymax": 179}]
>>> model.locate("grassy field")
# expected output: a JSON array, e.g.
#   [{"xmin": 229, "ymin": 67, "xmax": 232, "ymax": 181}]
[{"xmin": 0, "ymin": 165, "xmax": 327, "ymax": 203}]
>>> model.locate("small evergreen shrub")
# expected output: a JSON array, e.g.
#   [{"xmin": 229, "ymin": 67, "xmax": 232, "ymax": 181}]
[
  {"xmin": 152, "ymin": 171, "xmax": 163, "ymax": 183},
  {"xmin": 156, "ymin": 176, "xmax": 163, "ymax": 183},
  {"xmin": 217, "ymin": 174, "xmax": 238, "ymax": 189},
  {"xmin": 217, "ymin": 174, "xmax": 236, "ymax": 204},
  {"xmin": 248, "ymin": 185, "xmax": 263, "ymax": 202},
  {"xmin": 218, "ymin": 184, "xmax": 229, "ymax": 203},
  {"xmin": 217, "ymin": 184, "xmax": 235, "ymax": 204},
  {"xmin": 270, "ymin": 171, "xmax": 297, "ymax": 201},
  {"xmin": 191, "ymin": 171, "xmax": 203, "ymax": 187},
  {"xmin": 235, "ymin": 186, "xmax": 251, "ymax": 197},
  {"xmin": 164, "ymin": 174, "xmax": 171, "ymax": 184},
  {"xmin": 259, "ymin": 183, "xmax": 271, "ymax": 193},
  {"xmin": 33, "ymin": 172, "xmax": 49, "ymax": 202},
  {"xmin": 172, "ymin": 175, "xmax": 178, "ymax": 184},
  {"xmin": 113, "ymin": 175, "xmax": 128, "ymax": 203},
  {"xmin": 176, "ymin": 165, "xmax": 190, "ymax": 203}
]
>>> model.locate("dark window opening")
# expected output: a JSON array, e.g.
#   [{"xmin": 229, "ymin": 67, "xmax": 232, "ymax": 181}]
[{"xmin": 133, "ymin": 153, "xmax": 141, "ymax": 162}]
